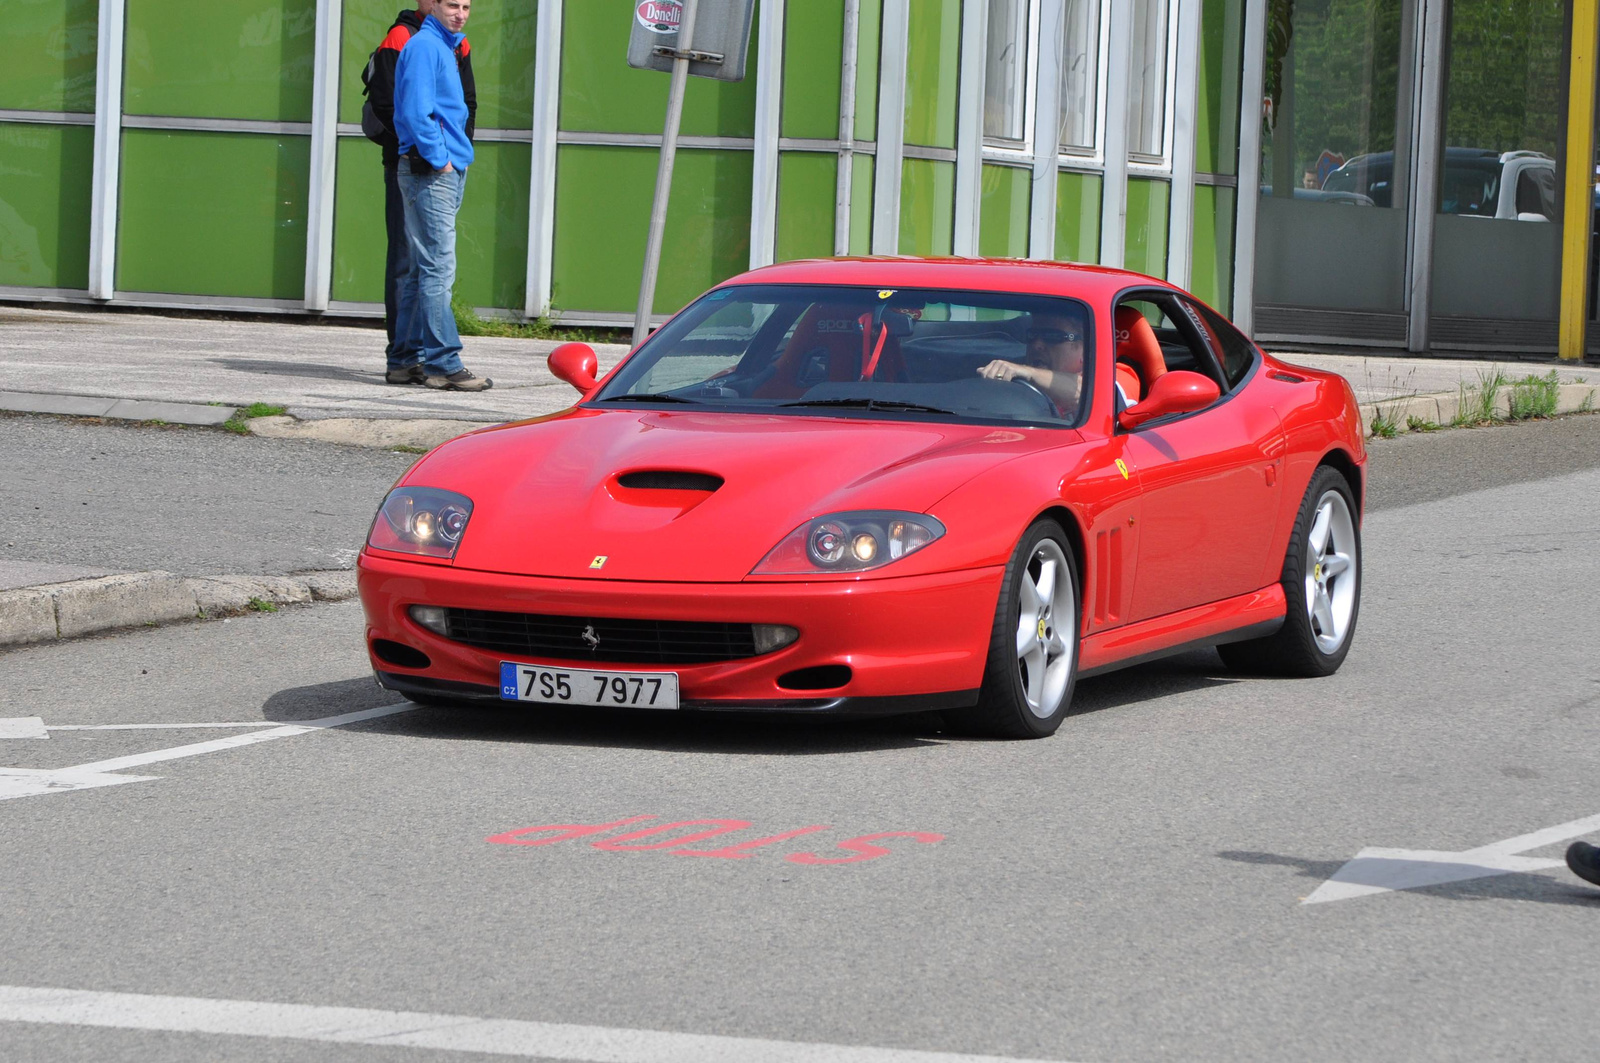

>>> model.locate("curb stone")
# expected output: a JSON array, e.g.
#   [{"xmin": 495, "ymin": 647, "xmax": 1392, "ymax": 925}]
[
  {"xmin": 1359, "ymin": 381, "xmax": 1596, "ymax": 437},
  {"xmin": 247, "ymin": 415, "xmax": 490, "ymax": 450},
  {"xmin": 0, "ymin": 569, "xmax": 361, "ymax": 649}
]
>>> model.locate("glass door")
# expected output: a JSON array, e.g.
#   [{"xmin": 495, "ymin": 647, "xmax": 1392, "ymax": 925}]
[
  {"xmin": 1252, "ymin": 0, "xmax": 1415, "ymax": 344},
  {"xmin": 1426, "ymin": 0, "xmax": 1568, "ymax": 352}
]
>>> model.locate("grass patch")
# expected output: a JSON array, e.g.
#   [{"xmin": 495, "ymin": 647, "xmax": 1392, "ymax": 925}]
[
  {"xmin": 223, "ymin": 402, "xmax": 289, "ymax": 435},
  {"xmin": 246, "ymin": 597, "xmax": 278, "ymax": 613},
  {"xmin": 451, "ymin": 297, "xmax": 625, "ymax": 344},
  {"xmin": 391, "ymin": 444, "xmax": 429, "ymax": 454},
  {"xmin": 1581, "ymin": 389, "xmax": 1595, "ymax": 413},
  {"xmin": 1405, "ymin": 415, "xmax": 1441, "ymax": 432},
  {"xmin": 1368, "ymin": 408, "xmax": 1400, "ymax": 439},
  {"xmin": 1507, "ymin": 370, "xmax": 1560, "ymax": 420}
]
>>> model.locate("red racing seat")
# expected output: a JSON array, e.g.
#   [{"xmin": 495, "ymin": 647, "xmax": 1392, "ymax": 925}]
[{"xmin": 1114, "ymin": 305, "xmax": 1168, "ymax": 400}]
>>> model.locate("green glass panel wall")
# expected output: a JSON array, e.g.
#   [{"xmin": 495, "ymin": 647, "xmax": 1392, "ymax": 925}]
[
  {"xmin": 1054, "ymin": 172, "xmax": 1101, "ymax": 263},
  {"xmin": 339, "ymin": 1, "xmax": 536, "ymax": 130},
  {"xmin": 560, "ymin": 2, "xmax": 757, "ymax": 138},
  {"xmin": 0, "ymin": 123, "xmax": 93, "ymax": 289},
  {"xmin": 776, "ymin": 153, "xmax": 837, "ymax": 262},
  {"xmin": 854, "ymin": 0, "xmax": 882, "ymax": 141},
  {"xmin": 4, "ymin": 1, "xmax": 96, "ymax": 112},
  {"xmin": 1124, "ymin": 178, "xmax": 1170, "ymax": 279},
  {"xmin": 551, "ymin": 146, "xmax": 752, "ymax": 314},
  {"xmin": 978, "ymin": 164, "xmax": 1029, "ymax": 258},
  {"xmin": 116, "ymin": 130, "xmax": 309, "ymax": 299},
  {"xmin": 849, "ymin": 154, "xmax": 874, "ymax": 255},
  {"xmin": 902, "ymin": 0, "xmax": 959, "ymax": 149},
  {"xmin": 1189, "ymin": 185, "xmax": 1236, "ymax": 312},
  {"xmin": 331, "ymin": 137, "xmax": 386, "ymax": 302},
  {"xmin": 331, "ymin": 138, "xmax": 530, "ymax": 309},
  {"xmin": 1196, "ymin": 0, "xmax": 1244, "ymax": 175},
  {"xmin": 124, "ymin": 1, "xmax": 316, "ymax": 121},
  {"xmin": 454, "ymin": 141, "xmax": 531, "ymax": 309},
  {"xmin": 782, "ymin": 0, "xmax": 843, "ymax": 139},
  {"xmin": 899, "ymin": 158, "xmax": 954, "ymax": 255}
]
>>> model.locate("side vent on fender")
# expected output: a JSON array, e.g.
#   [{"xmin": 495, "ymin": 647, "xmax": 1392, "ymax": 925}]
[
  {"xmin": 617, "ymin": 471, "xmax": 724, "ymax": 492},
  {"xmin": 1092, "ymin": 527, "xmax": 1123, "ymax": 626}
]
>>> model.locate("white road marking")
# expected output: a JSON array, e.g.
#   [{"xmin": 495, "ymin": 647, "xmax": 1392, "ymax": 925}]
[
  {"xmin": 0, "ymin": 717, "xmax": 48, "ymax": 740},
  {"xmin": 0, "ymin": 704, "xmax": 413, "ymax": 802},
  {"xmin": 47, "ymin": 722, "xmax": 283, "ymax": 731},
  {"xmin": 1304, "ymin": 812, "xmax": 1600, "ymax": 904},
  {"xmin": 0, "ymin": 985, "xmax": 1077, "ymax": 1063}
]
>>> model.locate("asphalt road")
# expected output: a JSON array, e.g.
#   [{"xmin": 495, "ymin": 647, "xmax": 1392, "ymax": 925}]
[
  {"xmin": 1, "ymin": 414, "xmax": 1598, "ymax": 1061},
  {"xmin": 0, "ymin": 413, "xmax": 417, "ymax": 577},
  {"xmin": 0, "ymin": 410, "xmax": 1597, "ymax": 582}
]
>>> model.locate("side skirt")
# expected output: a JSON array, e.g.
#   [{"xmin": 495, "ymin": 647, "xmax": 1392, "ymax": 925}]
[{"xmin": 1077, "ymin": 585, "xmax": 1287, "ymax": 679}]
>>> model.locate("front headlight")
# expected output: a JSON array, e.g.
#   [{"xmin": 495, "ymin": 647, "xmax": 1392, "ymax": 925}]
[
  {"xmin": 751, "ymin": 511, "xmax": 945, "ymax": 575},
  {"xmin": 367, "ymin": 487, "xmax": 474, "ymax": 559}
]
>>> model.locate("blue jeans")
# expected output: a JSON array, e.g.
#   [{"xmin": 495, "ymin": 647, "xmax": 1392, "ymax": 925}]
[
  {"xmin": 382, "ymin": 165, "xmax": 414, "ymax": 370},
  {"xmin": 397, "ymin": 158, "xmax": 468, "ymax": 377}
]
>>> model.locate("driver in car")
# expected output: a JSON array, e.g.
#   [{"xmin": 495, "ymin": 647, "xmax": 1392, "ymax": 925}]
[{"xmin": 975, "ymin": 310, "xmax": 1086, "ymax": 413}]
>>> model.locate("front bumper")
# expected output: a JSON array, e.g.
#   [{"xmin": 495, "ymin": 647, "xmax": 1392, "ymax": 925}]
[{"xmin": 358, "ymin": 553, "xmax": 1001, "ymax": 714}]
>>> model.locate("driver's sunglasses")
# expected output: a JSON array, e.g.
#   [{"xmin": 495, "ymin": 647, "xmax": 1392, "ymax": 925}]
[{"xmin": 1025, "ymin": 327, "xmax": 1081, "ymax": 344}]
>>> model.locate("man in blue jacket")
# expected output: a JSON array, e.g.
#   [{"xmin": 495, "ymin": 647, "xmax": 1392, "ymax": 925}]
[{"xmin": 393, "ymin": 0, "xmax": 491, "ymax": 391}]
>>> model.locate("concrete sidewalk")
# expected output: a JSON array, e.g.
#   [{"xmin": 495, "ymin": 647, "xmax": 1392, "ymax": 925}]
[{"xmin": 1, "ymin": 305, "xmax": 1592, "ymax": 435}]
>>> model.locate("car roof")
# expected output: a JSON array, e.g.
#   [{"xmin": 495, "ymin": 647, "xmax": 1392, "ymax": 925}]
[{"xmin": 721, "ymin": 257, "xmax": 1172, "ymax": 301}]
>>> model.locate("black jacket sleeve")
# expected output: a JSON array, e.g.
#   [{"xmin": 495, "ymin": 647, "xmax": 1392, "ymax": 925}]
[{"xmin": 458, "ymin": 49, "xmax": 477, "ymax": 143}]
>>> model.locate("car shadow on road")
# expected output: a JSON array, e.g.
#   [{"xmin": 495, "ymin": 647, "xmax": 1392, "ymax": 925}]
[
  {"xmin": 1069, "ymin": 648, "xmax": 1242, "ymax": 715},
  {"xmin": 261, "ymin": 677, "xmax": 946, "ymax": 755},
  {"xmin": 1218, "ymin": 850, "xmax": 1600, "ymax": 908}
]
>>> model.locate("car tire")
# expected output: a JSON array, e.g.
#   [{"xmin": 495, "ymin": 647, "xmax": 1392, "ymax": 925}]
[
  {"xmin": 1218, "ymin": 465, "xmax": 1361, "ymax": 677},
  {"xmin": 948, "ymin": 520, "xmax": 1080, "ymax": 739}
]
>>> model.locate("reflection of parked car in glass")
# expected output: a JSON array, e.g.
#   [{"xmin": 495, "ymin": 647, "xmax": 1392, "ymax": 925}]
[
  {"xmin": 1259, "ymin": 186, "xmax": 1376, "ymax": 206},
  {"xmin": 1322, "ymin": 148, "xmax": 1557, "ymax": 220}
]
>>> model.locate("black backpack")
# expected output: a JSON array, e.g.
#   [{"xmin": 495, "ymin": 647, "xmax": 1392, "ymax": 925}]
[{"xmin": 358, "ymin": 43, "xmax": 394, "ymax": 144}]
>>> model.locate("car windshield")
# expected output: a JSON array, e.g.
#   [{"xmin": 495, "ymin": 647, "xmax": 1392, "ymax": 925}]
[{"xmin": 593, "ymin": 285, "xmax": 1093, "ymax": 426}]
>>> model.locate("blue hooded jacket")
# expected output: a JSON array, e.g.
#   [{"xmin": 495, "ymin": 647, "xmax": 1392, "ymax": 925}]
[{"xmin": 393, "ymin": 15, "xmax": 474, "ymax": 171}]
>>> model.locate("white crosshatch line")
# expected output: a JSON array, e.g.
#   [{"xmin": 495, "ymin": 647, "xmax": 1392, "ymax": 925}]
[
  {"xmin": 0, "ymin": 704, "xmax": 415, "ymax": 801},
  {"xmin": 0, "ymin": 985, "xmax": 1080, "ymax": 1063},
  {"xmin": 1304, "ymin": 812, "xmax": 1600, "ymax": 904}
]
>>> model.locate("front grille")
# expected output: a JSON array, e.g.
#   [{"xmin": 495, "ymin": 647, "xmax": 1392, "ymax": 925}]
[{"xmin": 442, "ymin": 608, "xmax": 758, "ymax": 664}]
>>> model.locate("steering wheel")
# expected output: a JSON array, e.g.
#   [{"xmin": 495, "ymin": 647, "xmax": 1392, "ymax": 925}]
[{"xmin": 1009, "ymin": 375, "xmax": 1059, "ymax": 417}]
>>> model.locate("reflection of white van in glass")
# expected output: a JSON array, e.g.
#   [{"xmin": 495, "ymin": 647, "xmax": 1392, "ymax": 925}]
[{"xmin": 1322, "ymin": 148, "xmax": 1557, "ymax": 220}]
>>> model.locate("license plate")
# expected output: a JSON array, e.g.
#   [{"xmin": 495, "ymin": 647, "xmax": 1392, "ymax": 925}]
[{"xmin": 499, "ymin": 662, "xmax": 680, "ymax": 710}]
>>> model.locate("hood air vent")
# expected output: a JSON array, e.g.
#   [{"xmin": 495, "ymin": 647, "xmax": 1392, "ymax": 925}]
[{"xmin": 617, "ymin": 471, "xmax": 724, "ymax": 492}]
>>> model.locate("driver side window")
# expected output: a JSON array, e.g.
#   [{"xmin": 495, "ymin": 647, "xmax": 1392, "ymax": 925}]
[{"xmin": 1112, "ymin": 294, "xmax": 1228, "ymax": 408}]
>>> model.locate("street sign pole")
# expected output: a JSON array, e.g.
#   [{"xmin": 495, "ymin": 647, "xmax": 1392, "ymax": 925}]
[{"xmin": 633, "ymin": 0, "xmax": 701, "ymax": 347}]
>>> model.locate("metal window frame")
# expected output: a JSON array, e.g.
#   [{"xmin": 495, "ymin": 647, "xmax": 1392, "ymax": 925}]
[
  {"xmin": 834, "ymin": 0, "xmax": 861, "ymax": 255},
  {"xmin": 303, "ymin": 0, "xmax": 342, "ymax": 311},
  {"xmin": 1230, "ymin": 0, "xmax": 1266, "ymax": 332},
  {"xmin": 953, "ymin": 0, "xmax": 989, "ymax": 256},
  {"xmin": 525, "ymin": 0, "xmax": 564, "ymax": 319},
  {"xmin": 1405, "ymin": 0, "xmax": 1447, "ymax": 353},
  {"xmin": 1164, "ymin": 0, "xmax": 1201, "ymax": 287},
  {"xmin": 1097, "ymin": 0, "xmax": 1133, "ymax": 268},
  {"xmin": 88, "ymin": 0, "xmax": 127, "ymax": 300},
  {"xmin": 1028, "ymin": 0, "xmax": 1065, "ymax": 259},
  {"xmin": 749, "ymin": 0, "xmax": 785, "ymax": 267},
  {"xmin": 870, "ymin": 0, "xmax": 910, "ymax": 254}
]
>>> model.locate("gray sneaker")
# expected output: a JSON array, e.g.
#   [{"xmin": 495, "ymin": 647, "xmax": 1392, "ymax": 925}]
[
  {"xmin": 425, "ymin": 369, "xmax": 493, "ymax": 392},
  {"xmin": 385, "ymin": 364, "xmax": 425, "ymax": 385}
]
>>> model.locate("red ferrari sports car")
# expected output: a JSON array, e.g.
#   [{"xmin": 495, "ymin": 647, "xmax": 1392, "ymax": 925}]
[{"xmin": 358, "ymin": 259, "xmax": 1364, "ymax": 738}]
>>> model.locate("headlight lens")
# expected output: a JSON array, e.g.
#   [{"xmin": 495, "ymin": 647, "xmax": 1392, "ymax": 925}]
[
  {"xmin": 367, "ymin": 487, "xmax": 475, "ymax": 559},
  {"xmin": 752, "ymin": 511, "xmax": 945, "ymax": 575}
]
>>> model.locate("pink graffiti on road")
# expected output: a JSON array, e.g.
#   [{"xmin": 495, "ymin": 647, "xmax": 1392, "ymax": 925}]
[{"xmin": 486, "ymin": 816, "xmax": 944, "ymax": 865}]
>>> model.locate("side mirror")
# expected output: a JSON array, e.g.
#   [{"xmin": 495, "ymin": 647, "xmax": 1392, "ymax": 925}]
[
  {"xmin": 1118, "ymin": 370, "xmax": 1221, "ymax": 430},
  {"xmin": 548, "ymin": 342, "xmax": 599, "ymax": 394}
]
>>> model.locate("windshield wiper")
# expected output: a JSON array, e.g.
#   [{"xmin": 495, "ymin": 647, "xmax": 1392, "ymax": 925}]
[
  {"xmin": 596, "ymin": 392, "xmax": 702, "ymax": 404},
  {"xmin": 779, "ymin": 397, "xmax": 956, "ymax": 415}
]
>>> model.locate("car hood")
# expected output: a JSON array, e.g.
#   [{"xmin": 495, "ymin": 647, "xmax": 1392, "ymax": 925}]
[{"xmin": 415, "ymin": 408, "xmax": 1069, "ymax": 582}]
